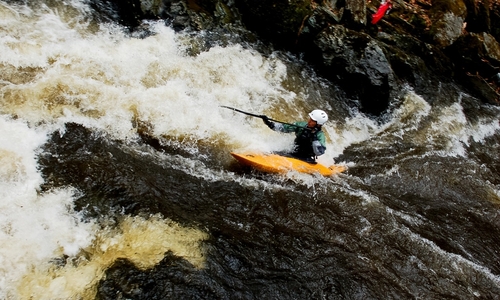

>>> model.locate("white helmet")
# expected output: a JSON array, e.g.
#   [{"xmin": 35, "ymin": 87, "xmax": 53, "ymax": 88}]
[{"xmin": 309, "ymin": 109, "xmax": 328, "ymax": 125}]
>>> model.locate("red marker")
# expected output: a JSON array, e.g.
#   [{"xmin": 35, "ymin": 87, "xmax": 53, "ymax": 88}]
[{"xmin": 371, "ymin": 0, "xmax": 393, "ymax": 24}]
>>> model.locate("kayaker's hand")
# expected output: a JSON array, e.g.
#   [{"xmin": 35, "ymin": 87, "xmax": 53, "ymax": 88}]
[
  {"xmin": 312, "ymin": 140, "xmax": 325, "ymax": 156},
  {"xmin": 262, "ymin": 116, "xmax": 274, "ymax": 129}
]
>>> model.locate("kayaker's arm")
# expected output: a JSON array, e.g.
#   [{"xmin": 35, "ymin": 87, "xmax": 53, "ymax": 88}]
[
  {"xmin": 312, "ymin": 132, "xmax": 326, "ymax": 156},
  {"xmin": 262, "ymin": 116, "xmax": 304, "ymax": 133}
]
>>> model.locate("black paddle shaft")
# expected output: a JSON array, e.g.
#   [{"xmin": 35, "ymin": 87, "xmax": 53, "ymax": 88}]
[{"xmin": 220, "ymin": 106, "xmax": 307, "ymax": 129}]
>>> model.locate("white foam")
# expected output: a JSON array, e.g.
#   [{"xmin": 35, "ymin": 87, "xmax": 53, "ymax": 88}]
[{"xmin": 0, "ymin": 116, "xmax": 96, "ymax": 299}]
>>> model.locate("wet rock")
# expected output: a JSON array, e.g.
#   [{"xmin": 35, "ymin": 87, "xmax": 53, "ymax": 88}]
[
  {"xmin": 343, "ymin": 0, "xmax": 367, "ymax": 27},
  {"xmin": 231, "ymin": 0, "xmax": 313, "ymax": 47},
  {"xmin": 214, "ymin": 1, "xmax": 238, "ymax": 24},
  {"xmin": 89, "ymin": 0, "xmax": 144, "ymax": 28},
  {"xmin": 313, "ymin": 25, "xmax": 395, "ymax": 115},
  {"xmin": 478, "ymin": 32, "xmax": 500, "ymax": 62},
  {"xmin": 447, "ymin": 32, "xmax": 500, "ymax": 104},
  {"xmin": 491, "ymin": 2, "xmax": 500, "ymax": 42},
  {"xmin": 463, "ymin": 0, "xmax": 491, "ymax": 34},
  {"xmin": 428, "ymin": 0, "xmax": 467, "ymax": 48}
]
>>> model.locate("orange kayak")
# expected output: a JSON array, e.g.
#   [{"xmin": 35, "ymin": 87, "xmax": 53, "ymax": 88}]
[{"xmin": 231, "ymin": 152, "xmax": 346, "ymax": 176}]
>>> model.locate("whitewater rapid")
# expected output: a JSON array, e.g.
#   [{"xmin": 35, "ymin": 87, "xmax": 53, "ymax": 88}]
[{"xmin": 1, "ymin": 1, "xmax": 500, "ymax": 299}]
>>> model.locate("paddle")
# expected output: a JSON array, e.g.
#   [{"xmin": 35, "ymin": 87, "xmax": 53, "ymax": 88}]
[{"xmin": 220, "ymin": 106, "xmax": 306, "ymax": 129}]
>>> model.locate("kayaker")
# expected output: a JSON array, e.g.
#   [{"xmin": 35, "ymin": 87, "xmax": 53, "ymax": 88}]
[{"xmin": 262, "ymin": 110, "xmax": 328, "ymax": 163}]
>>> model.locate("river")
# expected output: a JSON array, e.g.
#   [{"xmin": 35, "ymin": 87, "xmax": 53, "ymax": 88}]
[{"xmin": 1, "ymin": 1, "xmax": 500, "ymax": 299}]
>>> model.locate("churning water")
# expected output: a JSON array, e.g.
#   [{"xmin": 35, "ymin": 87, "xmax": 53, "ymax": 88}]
[{"xmin": 1, "ymin": 1, "xmax": 500, "ymax": 299}]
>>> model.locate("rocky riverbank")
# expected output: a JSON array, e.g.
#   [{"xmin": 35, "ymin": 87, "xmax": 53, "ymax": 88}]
[{"xmin": 91, "ymin": 0, "xmax": 500, "ymax": 116}]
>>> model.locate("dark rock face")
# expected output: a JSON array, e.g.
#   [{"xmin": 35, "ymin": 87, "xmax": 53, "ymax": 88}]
[
  {"xmin": 428, "ymin": 0, "xmax": 467, "ymax": 48},
  {"xmin": 89, "ymin": 0, "xmax": 145, "ymax": 28},
  {"xmin": 447, "ymin": 31, "xmax": 500, "ymax": 105},
  {"xmin": 91, "ymin": 0, "xmax": 500, "ymax": 115},
  {"xmin": 232, "ymin": 0, "xmax": 312, "ymax": 45},
  {"xmin": 313, "ymin": 25, "xmax": 395, "ymax": 114}
]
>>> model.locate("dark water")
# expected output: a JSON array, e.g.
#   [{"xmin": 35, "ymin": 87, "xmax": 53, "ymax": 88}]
[
  {"xmin": 2, "ymin": 0, "xmax": 500, "ymax": 299},
  {"xmin": 38, "ymin": 110, "xmax": 500, "ymax": 300}
]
